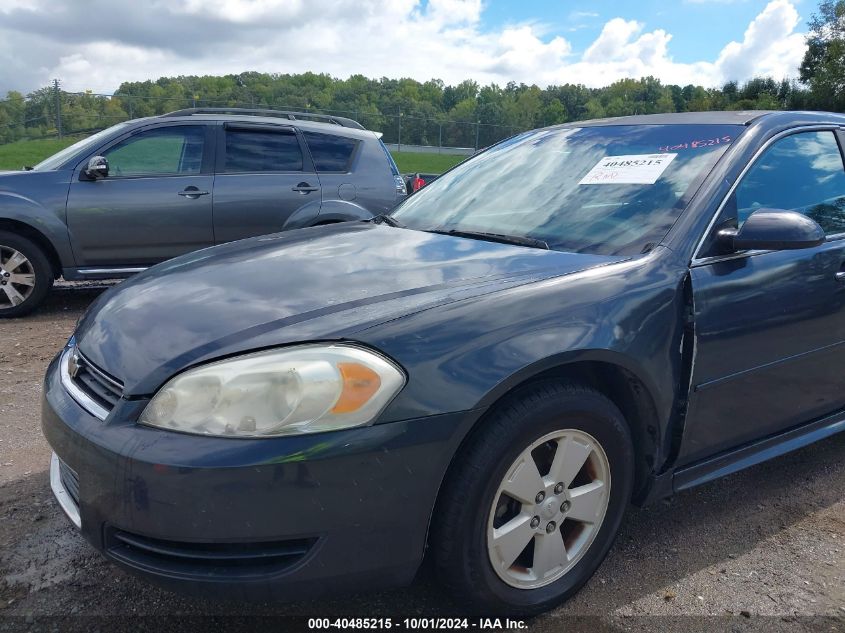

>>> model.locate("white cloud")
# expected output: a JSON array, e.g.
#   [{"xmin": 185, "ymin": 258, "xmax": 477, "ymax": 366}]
[
  {"xmin": 179, "ymin": 0, "xmax": 308, "ymax": 22},
  {"xmin": 427, "ymin": 0, "xmax": 483, "ymax": 24},
  {"xmin": 488, "ymin": 26, "xmax": 572, "ymax": 76},
  {"xmin": 0, "ymin": 0, "xmax": 808, "ymax": 95},
  {"xmin": 714, "ymin": 0, "xmax": 806, "ymax": 81},
  {"xmin": 583, "ymin": 18, "xmax": 646, "ymax": 63}
]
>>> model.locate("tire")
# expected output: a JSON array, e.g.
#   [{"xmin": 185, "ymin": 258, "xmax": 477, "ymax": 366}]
[
  {"xmin": 432, "ymin": 382, "xmax": 634, "ymax": 616},
  {"xmin": 0, "ymin": 231, "xmax": 54, "ymax": 318}
]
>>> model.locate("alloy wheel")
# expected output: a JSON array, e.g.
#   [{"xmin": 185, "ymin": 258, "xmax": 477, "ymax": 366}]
[
  {"xmin": 487, "ymin": 429, "xmax": 611, "ymax": 589},
  {"xmin": 0, "ymin": 245, "xmax": 36, "ymax": 307}
]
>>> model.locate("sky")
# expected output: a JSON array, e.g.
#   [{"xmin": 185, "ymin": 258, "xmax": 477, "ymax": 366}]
[{"xmin": 0, "ymin": 0, "xmax": 813, "ymax": 95}]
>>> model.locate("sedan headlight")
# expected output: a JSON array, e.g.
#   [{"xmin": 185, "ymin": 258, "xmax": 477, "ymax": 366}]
[{"xmin": 139, "ymin": 344, "xmax": 405, "ymax": 437}]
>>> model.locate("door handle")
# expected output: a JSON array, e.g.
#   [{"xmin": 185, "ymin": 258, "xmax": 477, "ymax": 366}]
[
  {"xmin": 292, "ymin": 182, "xmax": 319, "ymax": 194},
  {"xmin": 835, "ymin": 271, "xmax": 845, "ymax": 282},
  {"xmin": 178, "ymin": 187, "xmax": 209, "ymax": 198}
]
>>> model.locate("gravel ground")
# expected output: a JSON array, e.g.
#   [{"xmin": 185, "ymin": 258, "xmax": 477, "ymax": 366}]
[{"xmin": 0, "ymin": 284, "xmax": 843, "ymax": 632}]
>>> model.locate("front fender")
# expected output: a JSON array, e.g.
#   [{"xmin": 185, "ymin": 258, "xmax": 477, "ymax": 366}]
[
  {"xmin": 473, "ymin": 346, "xmax": 662, "ymax": 411},
  {"xmin": 359, "ymin": 247, "xmax": 689, "ymax": 463},
  {"xmin": 0, "ymin": 191, "xmax": 75, "ymax": 266}
]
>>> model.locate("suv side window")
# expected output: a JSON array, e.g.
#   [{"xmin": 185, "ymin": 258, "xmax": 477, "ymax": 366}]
[
  {"xmin": 303, "ymin": 132, "xmax": 358, "ymax": 172},
  {"xmin": 734, "ymin": 131, "xmax": 845, "ymax": 235},
  {"xmin": 104, "ymin": 126, "xmax": 205, "ymax": 177},
  {"xmin": 224, "ymin": 128, "xmax": 303, "ymax": 173}
]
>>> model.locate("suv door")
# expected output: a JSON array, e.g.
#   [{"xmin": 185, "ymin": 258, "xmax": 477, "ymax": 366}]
[
  {"xmin": 66, "ymin": 123, "xmax": 215, "ymax": 267},
  {"xmin": 681, "ymin": 128, "xmax": 845, "ymax": 464},
  {"xmin": 212, "ymin": 123, "xmax": 321, "ymax": 243}
]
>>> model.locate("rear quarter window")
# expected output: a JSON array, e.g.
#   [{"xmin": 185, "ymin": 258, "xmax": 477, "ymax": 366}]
[{"xmin": 303, "ymin": 132, "xmax": 359, "ymax": 172}]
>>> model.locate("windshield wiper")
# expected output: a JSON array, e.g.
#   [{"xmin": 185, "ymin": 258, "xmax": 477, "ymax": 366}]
[
  {"xmin": 22, "ymin": 165, "xmax": 34, "ymax": 171},
  {"xmin": 369, "ymin": 214, "xmax": 405, "ymax": 228},
  {"xmin": 426, "ymin": 228, "xmax": 549, "ymax": 250}
]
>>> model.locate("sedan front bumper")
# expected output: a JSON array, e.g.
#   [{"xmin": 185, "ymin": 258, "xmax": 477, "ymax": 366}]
[{"xmin": 41, "ymin": 352, "xmax": 479, "ymax": 601}]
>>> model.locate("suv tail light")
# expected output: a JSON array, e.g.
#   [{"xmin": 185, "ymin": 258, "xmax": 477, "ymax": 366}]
[{"xmin": 394, "ymin": 175, "xmax": 407, "ymax": 196}]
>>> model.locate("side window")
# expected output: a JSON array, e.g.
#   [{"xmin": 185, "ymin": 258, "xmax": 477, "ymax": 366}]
[
  {"xmin": 735, "ymin": 131, "xmax": 845, "ymax": 235},
  {"xmin": 104, "ymin": 126, "xmax": 205, "ymax": 176},
  {"xmin": 303, "ymin": 132, "xmax": 358, "ymax": 172},
  {"xmin": 224, "ymin": 129, "xmax": 303, "ymax": 172}
]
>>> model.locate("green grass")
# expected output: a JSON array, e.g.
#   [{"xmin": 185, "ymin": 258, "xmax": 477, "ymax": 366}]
[
  {"xmin": 391, "ymin": 151, "xmax": 464, "ymax": 174},
  {"xmin": 0, "ymin": 137, "xmax": 81, "ymax": 170},
  {"xmin": 0, "ymin": 135, "xmax": 467, "ymax": 174}
]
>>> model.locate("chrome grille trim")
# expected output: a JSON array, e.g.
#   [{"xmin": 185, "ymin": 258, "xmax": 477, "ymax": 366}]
[
  {"xmin": 79, "ymin": 353, "xmax": 123, "ymax": 393},
  {"xmin": 60, "ymin": 346, "xmax": 112, "ymax": 420}
]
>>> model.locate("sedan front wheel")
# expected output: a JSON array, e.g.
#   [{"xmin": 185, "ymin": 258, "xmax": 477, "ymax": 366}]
[
  {"xmin": 432, "ymin": 382, "xmax": 634, "ymax": 616},
  {"xmin": 487, "ymin": 428, "xmax": 612, "ymax": 590}
]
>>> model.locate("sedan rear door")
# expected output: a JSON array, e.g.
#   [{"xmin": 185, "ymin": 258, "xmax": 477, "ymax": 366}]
[{"xmin": 212, "ymin": 123, "xmax": 322, "ymax": 243}]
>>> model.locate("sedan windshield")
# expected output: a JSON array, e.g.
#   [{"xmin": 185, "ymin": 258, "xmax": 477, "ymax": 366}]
[
  {"xmin": 392, "ymin": 124, "xmax": 741, "ymax": 256},
  {"xmin": 32, "ymin": 123, "xmax": 130, "ymax": 171}
]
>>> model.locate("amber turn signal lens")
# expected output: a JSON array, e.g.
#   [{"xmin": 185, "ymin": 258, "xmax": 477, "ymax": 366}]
[{"xmin": 331, "ymin": 362, "xmax": 383, "ymax": 414}]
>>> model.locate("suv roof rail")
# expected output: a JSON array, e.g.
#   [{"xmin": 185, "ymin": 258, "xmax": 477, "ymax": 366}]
[{"xmin": 161, "ymin": 107, "xmax": 366, "ymax": 129}]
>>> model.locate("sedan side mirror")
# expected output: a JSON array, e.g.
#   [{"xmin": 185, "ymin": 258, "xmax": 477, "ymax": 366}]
[
  {"xmin": 82, "ymin": 156, "xmax": 109, "ymax": 180},
  {"xmin": 717, "ymin": 208, "xmax": 825, "ymax": 252}
]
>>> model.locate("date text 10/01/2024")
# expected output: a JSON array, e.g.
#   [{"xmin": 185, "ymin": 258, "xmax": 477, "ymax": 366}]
[{"xmin": 307, "ymin": 618, "xmax": 528, "ymax": 630}]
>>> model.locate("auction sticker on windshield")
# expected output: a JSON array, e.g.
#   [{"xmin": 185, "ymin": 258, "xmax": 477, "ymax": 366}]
[{"xmin": 579, "ymin": 153, "xmax": 677, "ymax": 185}]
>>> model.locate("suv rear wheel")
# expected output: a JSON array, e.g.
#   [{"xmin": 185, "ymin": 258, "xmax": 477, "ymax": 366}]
[
  {"xmin": 432, "ymin": 382, "xmax": 634, "ymax": 616},
  {"xmin": 0, "ymin": 231, "xmax": 53, "ymax": 318}
]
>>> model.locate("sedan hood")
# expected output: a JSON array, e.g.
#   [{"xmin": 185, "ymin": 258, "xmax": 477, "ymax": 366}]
[{"xmin": 76, "ymin": 223, "xmax": 623, "ymax": 395}]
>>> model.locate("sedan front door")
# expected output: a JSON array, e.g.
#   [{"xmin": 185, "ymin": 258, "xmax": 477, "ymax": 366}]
[{"xmin": 681, "ymin": 128, "xmax": 845, "ymax": 465}]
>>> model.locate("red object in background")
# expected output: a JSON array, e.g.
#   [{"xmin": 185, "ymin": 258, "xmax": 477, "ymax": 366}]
[{"xmin": 411, "ymin": 174, "xmax": 426, "ymax": 192}]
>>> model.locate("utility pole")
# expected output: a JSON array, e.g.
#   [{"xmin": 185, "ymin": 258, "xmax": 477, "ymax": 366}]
[
  {"xmin": 397, "ymin": 107, "xmax": 402, "ymax": 152},
  {"xmin": 53, "ymin": 78, "xmax": 62, "ymax": 139},
  {"xmin": 475, "ymin": 120, "xmax": 480, "ymax": 151}
]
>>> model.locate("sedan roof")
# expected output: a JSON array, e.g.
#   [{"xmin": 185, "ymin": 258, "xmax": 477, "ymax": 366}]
[
  {"xmin": 564, "ymin": 110, "xmax": 845, "ymax": 128},
  {"xmin": 565, "ymin": 111, "xmax": 776, "ymax": 127}
]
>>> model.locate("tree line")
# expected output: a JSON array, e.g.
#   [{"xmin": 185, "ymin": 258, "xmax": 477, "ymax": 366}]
[{"xmin": 1, "ymin": 1, "xmax": 842, "ymax": 148}]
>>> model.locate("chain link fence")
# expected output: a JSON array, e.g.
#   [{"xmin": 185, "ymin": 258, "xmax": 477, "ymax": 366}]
[{"xmin": 0, "ymin": 87, "xmax": 527, "ymax": 152}]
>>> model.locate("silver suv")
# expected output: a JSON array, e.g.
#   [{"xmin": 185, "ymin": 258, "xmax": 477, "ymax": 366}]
[{"xmin": 0, "ymin": 108, "xmax": 406, "ymax": 316}]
